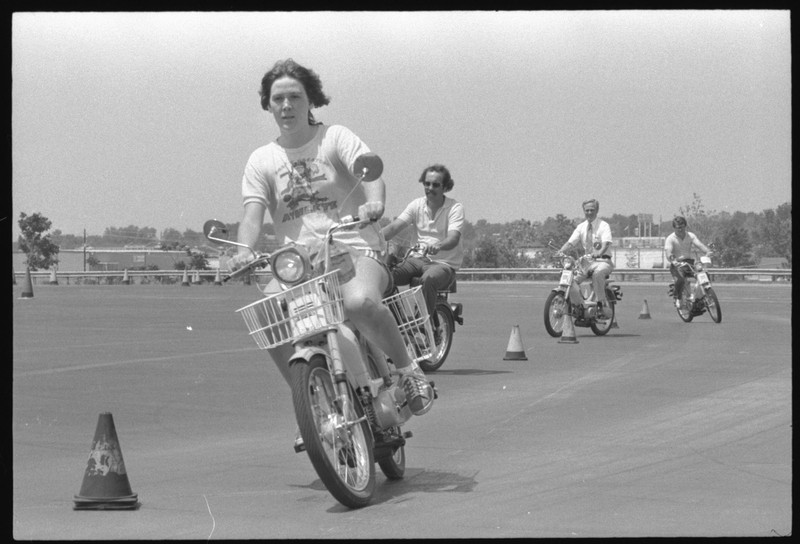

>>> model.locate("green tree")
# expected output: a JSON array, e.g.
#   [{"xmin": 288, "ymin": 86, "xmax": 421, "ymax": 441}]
[
  {"xmin": 17, "ymin": 212, "xmax": 60, "ymax": 271},
  {"xmin": 753, "ymin": 203, "xmax": 792, "ymax": 264},
  {"xmin": 712, "ymin": 225, "xmax": 756, "ymax": 268},
  {"xmin": 536, "ymin": 214, "xmax": 575, "ymax": 249}
]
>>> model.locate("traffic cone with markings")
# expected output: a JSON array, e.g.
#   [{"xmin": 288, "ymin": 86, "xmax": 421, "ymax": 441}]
[
  {"xmin": 121, "ymin": 269, "xmax": 130, "ymax": 285},
  {"xmin": 503, "ymin": 325, "xmax": 528, "ymax": 360},
  {"xmin": 213, "ymin": 268, "xmax": 222, "ymax": 286},
  {"xmin": 559, "ymin": 313, "xmax": 579, "ymax": 344},
  {"xmin": 181, "ymin": 268, "xmax": 190, "ymax": 286},
  {"xmin": 638, "ymin": 299, "xmax": 652, "ymax": 319},
  {"xmin": 19, "ymin": 267, "xmax": 34, "ymax": 299},
  {"xmin": 192, "ymin": 269, "xmax": 201, "ymax": 285},
  {"xmin": 48, "ymin": 269, "xmax": 58, "ymax": 285},
  {"xmin": 73, "ymin": 412, "xmax": 140, "ymax": 510}
]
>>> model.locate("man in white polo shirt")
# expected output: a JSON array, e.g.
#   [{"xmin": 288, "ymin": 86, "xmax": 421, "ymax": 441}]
[{"xmin": 382, "ymin": 164, "xmax": 465, "ymax": 336}]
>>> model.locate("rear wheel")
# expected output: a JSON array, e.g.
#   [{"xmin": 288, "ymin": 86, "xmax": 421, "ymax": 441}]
[
  {"xmin": 704, "ymin": 287, "xmax": 722, "ymax": 323},
  {"xmin": 290, "ymin": 355, "xmax": 375, "ymax": 509},
  {"xmin": 544, "ymin": 291, "xmax": 567, "ymax": 337},
  {"xmin": 590, "ymin": 300, "xmax": 614, "ymax": 336},
  {"xmin": 376, "ymin": 428, "xmax": 406, "ymax": 480},
  {"xmin": 419, "ymin": 304, "xmax": 454, "ymax": 373}
]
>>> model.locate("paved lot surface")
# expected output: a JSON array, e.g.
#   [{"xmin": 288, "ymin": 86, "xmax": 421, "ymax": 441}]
[{"xmin": 12, "ymin": 281, "xmax": 792, "ymax": 538}]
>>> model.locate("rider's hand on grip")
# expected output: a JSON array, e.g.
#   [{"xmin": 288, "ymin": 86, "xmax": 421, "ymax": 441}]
[{"xmin": 225, "ymin": 252, "xmax": 256, "ymax": 274}]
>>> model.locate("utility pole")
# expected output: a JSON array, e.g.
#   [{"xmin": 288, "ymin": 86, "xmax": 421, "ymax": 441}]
[{"xmin": 83, "ymin": 229, "xmax": 86, "ymax": 272}]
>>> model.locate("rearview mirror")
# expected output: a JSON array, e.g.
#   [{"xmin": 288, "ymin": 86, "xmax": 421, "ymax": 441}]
[
  {"xmin": 203, "ymin": 219, "xmax": 229, "ymax": 243},
  {"xmin": 353, "ymin": 153, "xmax": 383, "ymax": 182}
]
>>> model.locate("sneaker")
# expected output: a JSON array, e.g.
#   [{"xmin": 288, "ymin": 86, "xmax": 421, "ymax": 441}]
[
  {"xmin": 293, "ymin": 429, "xmax": 305, "ymax": 453},
  {"xmin": 674, "ymin": 298, "xmax": 682, "ymax": 309},
  {"xmin": 398, "ymin": 366, "xmax": 435, "ymax": 416}
]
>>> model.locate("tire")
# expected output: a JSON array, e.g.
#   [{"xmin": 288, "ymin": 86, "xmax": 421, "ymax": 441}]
[
  {"xmin": 290, "ymin": 355, "xmax": 375, "ymax": 509},
  {"xmin": 544, "ymin": 291, "xmax": 567, "ymax": 337},
  {"xmin": 419, "ymin": 304, "xmax": 454, "ymax": 373},
  {"xmin": 590, "ymin": 297, "xmax": 614, "ymax": 336},
  {"xmin": 704, "ymin": 287, "xmax": 722, "ymax": 323},
  {"xmin": 376, "ymin": 429, "xmax": 406, "ymax": 480},
  {"xmin": 676, "ymin": 288, "xmax": 694, "ymax": 323}
]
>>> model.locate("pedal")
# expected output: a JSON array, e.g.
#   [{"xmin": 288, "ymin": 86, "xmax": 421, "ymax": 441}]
[{"xmin": 294, "ymin": 439, "xmax": 306, "ymax": 453}]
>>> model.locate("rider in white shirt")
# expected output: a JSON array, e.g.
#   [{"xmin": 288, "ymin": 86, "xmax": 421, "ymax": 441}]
[
  {"xmin": 664, "ymin": 216, "xmax": 712, "ymax": 308},
  {"xmin": 558, "ymin": 199, "xmax": 615, "ymax": 318}
]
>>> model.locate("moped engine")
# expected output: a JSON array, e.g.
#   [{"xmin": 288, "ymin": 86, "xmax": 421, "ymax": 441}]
[{"xmin": 369, "ymin": 386, "xmax": 412, "ymax": 429}]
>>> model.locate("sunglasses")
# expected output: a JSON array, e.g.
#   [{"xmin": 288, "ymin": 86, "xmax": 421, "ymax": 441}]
[{"xmin": 422, "ymin": 182, "xmax": 442, "ymax": 188}]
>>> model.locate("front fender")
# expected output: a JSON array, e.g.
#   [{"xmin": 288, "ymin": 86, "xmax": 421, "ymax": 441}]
[{"xmin": 289, "ymin": 346, "xmax": 329, "ymax": 366}]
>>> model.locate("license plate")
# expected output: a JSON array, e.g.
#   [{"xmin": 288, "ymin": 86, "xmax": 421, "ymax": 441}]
[
  {"xmin": 696, "ymin": 271, "xmax": 709, "ymax": 285},
  {"xmin": 559, "ymin": 270, "xmax": 573, "ymax": 286}
]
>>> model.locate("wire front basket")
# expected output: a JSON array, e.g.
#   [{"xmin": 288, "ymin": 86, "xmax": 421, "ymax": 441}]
[
  {"xmin": 236, "ymin": 270, "xmax": 344, "ymax": 349},
  {"xmin": 382, "ymin": 286, "xmax": 436, "ymax": 363}
]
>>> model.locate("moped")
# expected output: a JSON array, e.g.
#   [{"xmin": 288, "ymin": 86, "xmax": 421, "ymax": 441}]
[
  {"xmin": 668, "ymin": 254, "xmax": 722, "ymax": 323},
  {"xmin": 543, "ymin": 243, "xmax": 623, "ymax": 338},
  {"xmin": 204, "ymin": 153, "xmax": 437, "ymax": 509},
  {"xmin": 386, "ymin": 243, "xmax": 463, "ymax": 372}
]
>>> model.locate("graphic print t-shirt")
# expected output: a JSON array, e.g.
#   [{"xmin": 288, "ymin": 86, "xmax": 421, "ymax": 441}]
[{"xmin": 241, "ymin": 124, "xmax": 383, "ymax": 252}]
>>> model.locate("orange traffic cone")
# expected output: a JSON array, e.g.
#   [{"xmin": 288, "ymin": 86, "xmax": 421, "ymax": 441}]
[
  {"xmin": 213, "ymin": 268, "xmax": 222, "ymax": 286},
  {"xmin": 611, "ymin": 316, "xmax": 619, "ymax": 328},
  {"xmin": 121, "ymin": 269, "xmax": 130, "ymax": 285},
  {"xmin": 181, "ymin": 268, "xmax": 190, "ymax": 286},
  {"xmin": 503, "ymin": 325, "xmax": 528, "ymax": 360},
  {"xmin": 73, "ymin": 413, "xmax": 140, "ymax": 510},
  {"xmin": 192, "ymin": 269, "xmax": 201, "ymax": 284},
  {"xmin": 638, "ymin": 299, "xmax": 652, "ymax": 319},
  {"xmin": 19, "ymin": 267, "xmax": 34, "ymax": 299},
  {"xmin": 559, "ymin": 313, "xmax": 579, "ymax": 344},
  {"xmin": 48, "ymin": 269, "xmax": 58, "ymax": 285}
]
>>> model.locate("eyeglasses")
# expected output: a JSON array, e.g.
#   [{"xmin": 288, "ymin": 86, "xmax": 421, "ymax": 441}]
[{"xmin": 422, "ymin": 182, "xmax": 442, "ymax": 188}]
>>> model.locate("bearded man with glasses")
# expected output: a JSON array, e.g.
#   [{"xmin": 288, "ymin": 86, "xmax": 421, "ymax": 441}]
[{"xmin": 381, "ymin": 164, "xmax": 465, "ymax": 336}]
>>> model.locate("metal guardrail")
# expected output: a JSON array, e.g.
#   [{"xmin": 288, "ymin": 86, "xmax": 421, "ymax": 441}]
[{"xmin": 14, "ymin": 267, "xmax": 791, "ymax": 284}]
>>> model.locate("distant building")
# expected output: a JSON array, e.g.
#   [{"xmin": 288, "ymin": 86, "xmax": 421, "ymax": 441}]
[{"xmin": 12, "ymin": 248, "xmax": 193, "ymax": 272}]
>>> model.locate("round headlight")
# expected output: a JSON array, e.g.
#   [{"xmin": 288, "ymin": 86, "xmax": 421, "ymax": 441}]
[
  {"xmin": 563, "ymin": 256, "xmax": 575, "ymax": 270},
  {"xmin": 272, "ymin": 248, "xmax": 308, "ymax": 284}
]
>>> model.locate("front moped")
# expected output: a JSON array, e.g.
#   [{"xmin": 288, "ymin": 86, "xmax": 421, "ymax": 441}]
[{"xmin": 203, "ymin": 153, "xmax": 431, "ymax": 509}]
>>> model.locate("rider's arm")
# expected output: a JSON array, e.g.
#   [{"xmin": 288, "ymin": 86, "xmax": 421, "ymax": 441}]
[
  {"xmin": 429, "ymin": 230, "xmax": 461, "ymax": 254},
  {"xmin": 691, "ymin": 233, "xmax": 712, "ymax": 256},
  {"xmin": 560, "ymin": 227, "xmax": 581, "ymax": 254},
  {"xmin": 238, "ymin": 201, "xmax": 266, "ymax": 255},
  {"xmin": 358, "ymin": 177, "xmax": 386, "ymax": 221}
]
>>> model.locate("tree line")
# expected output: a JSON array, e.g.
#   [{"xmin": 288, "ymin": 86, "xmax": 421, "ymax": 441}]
[{"xmin": 15, "ymin": 195, "xmax": 792, "ymax": 271}]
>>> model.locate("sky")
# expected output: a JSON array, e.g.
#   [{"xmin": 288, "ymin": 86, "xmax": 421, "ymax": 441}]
[{"xmin": 11, "ymin": 10, "xmax": 792, "ymax": 242}]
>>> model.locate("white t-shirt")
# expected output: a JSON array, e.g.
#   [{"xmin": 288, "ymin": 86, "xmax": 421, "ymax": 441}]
[
  {"xmin": 396, "ymin": 196, "xmax": 465, "ymax": 269},
  {"xmin": 241, "ymin": 124, "xmax": 383, "ymax": 253}
]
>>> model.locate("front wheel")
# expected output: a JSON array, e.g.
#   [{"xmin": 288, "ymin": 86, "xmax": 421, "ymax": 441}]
[
  {"xmin": 676, "ymin": 287, "xmax": 694, "ymax": 323},
  {"xmin": 419, "ymin": 304, "xmax": 454, "ymax": 373},
  {"xmin": 290, "ymin": 355, "xmax": 375, "ymax": 509},
  {"xmin": 704, "ymin": 287, "xmax": 722, "ymax": 323},
  {"xmin": 544, "ymin": 290, "xmax": 567, "ymax": 337}
]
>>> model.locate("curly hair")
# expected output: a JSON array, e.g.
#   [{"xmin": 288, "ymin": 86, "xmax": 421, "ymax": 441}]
[
  {"xmin": 259, "ymin": 59, "xmax": 331, "ymax": 125},
  {"xmin": 418, "ymin": 164, "xmax": 455, "ymax": 193}
]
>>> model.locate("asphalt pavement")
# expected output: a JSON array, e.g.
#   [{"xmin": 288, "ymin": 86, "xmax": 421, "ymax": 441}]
[{"xmin": 12, "ymin": 281, "xmax": 792, "ymax": 538}]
